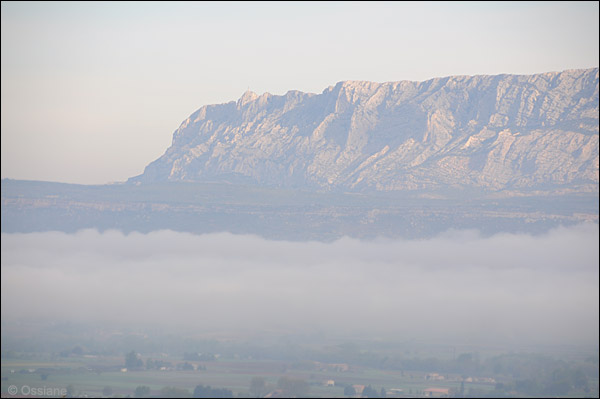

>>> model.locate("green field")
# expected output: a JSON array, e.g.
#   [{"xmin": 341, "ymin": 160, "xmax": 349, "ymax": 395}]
[{"xmin": 1, "ymin": 355, "xmax": 495, "ymax": 398}]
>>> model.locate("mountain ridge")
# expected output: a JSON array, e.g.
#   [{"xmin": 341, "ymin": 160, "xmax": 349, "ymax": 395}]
[{"xmin": 130, "ymin": 68, "xmax": 599, "ymax": 195}]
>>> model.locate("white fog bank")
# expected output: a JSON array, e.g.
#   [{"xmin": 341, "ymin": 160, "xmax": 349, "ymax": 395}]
[{"xmin": 2, "ymin": 224, "xmax": 598, "ymax": 346}]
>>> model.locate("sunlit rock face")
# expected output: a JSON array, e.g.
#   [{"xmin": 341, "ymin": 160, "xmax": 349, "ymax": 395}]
[{"xmin": 131, "ymin": 68, "xmax": 599, "ymax": 194}]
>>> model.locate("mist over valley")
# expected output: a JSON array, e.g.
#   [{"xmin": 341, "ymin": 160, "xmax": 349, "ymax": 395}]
[{"xmin": 2, "ymin": 69, "xmax": 598, "ymax": 398}]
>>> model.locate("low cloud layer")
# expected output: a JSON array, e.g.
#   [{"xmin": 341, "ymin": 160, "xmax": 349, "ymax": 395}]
[{"xmin": 2, "ymin": 224, "xmax": 598, "ymax": 346}]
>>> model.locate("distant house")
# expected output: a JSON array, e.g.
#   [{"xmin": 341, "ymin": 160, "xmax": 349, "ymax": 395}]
[
  {"xmin": 426, "ymin": 373, "xmax": 445, "ymax": 381},
  {"xmin": 264, "ymin": 389, "xmax": 286, "ymax": 398},
  {"xmin": 386, "ymin": 388, "xmax": 404, "ymax": 398},
  {"xmin": 313, "ymin": 362, "xmax": 350, "ymax": 372},
  {"xmin": 424, "ymin": 387, "xmax": 449, "ymax": 397},
  {"xmin": 331, "ymin": 363, "xmax": 350, "ymax": 372},
  {"xmin": 352, "ymin": 385, "xmax": 365, "ymax": 395}
]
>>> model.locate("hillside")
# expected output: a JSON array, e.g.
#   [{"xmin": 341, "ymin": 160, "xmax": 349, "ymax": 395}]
[{"xmin": 130, "ymin": 69, "xmax": 599, "ymax": 195}]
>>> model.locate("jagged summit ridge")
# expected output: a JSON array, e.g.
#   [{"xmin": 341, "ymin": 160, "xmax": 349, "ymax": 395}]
[{"xmin": 131, "ymin": 68, "xmax": 599, "ymax": 193}]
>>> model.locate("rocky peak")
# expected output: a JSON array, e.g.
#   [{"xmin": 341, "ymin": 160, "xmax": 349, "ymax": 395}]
[
  {"xmin": 130, "ymin": 68, "xmax": 599, "ymax": 195},
  {"xmin": 237, "ymin": 90, "xmax": 259, "ymax": 108}
]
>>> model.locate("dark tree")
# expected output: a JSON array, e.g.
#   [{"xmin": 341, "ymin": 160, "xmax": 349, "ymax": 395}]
[
  {"xmin": 193, "ymin": 384, "xmax": 233, "ymax": 398},
  {"xmin": 250, "ymin": 377, "xmax": 267, "ymax": 398},
  {"xmin": 71, "ymin": 346, "xmax": 84, "ymax": 356},
  {"xmin": 178, "ymin": 362, "xmax": 195, "ymax": 371},
  {"xmin": 363, "ymin": 385, "xmax": 379, "ymax": 397},
  {"xmin": 125, "ymin": 351, "xmax": 143, "ymax": 370},
  {"xmin": 160, "ymin": 386, "xmax": 191, "ymax": 398},
  {"xmin": 277, "ymin": 377, "xmax": 309, "ymax": 397},
  {"xmin": 134, "ymin": 385, "xmax": 150, "ymax": 398},
  {"xmin": 184, "ymin": 352, "xmax": 201, "ymax": 361},
  {"xmin": 102, "ymin": 386, "xmax": 113, "ymax": 397}
]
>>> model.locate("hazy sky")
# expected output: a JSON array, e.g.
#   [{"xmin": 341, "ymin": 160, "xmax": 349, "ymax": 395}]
[
  {"xmin": 2, "ymin": 1, "xmax": 599, "ymax": 184},
  {"xmin": 2, "ymin": 223, "xmax": 598, "ymax": 346}
]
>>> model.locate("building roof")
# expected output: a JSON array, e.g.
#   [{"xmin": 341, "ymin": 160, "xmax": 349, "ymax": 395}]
[{"xmin": 424, "ymin": 388, "xmax": 449, "ymax": 393}]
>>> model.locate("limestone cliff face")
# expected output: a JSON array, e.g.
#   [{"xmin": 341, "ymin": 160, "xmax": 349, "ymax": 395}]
[{"xmin": 131, "ymin": 68, "xmax": 599, "ymax": 193}]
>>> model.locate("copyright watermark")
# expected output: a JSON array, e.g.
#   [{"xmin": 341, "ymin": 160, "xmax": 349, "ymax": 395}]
[{"xmin": 6, "ymin": 385, "xmax": 67, "ymax": 397}]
